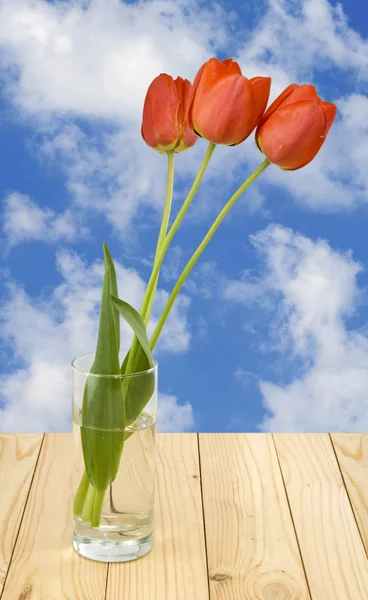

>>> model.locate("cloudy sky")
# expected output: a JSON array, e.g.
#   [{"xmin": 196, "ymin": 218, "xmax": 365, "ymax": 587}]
[{"xmin": 0, "ymin": 0, "xmax": 367, "ymax": 433}]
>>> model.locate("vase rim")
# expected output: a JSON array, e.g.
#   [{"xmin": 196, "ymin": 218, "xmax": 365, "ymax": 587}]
[{"xmin": 71, "ymin": 351, "xmax": 158, "ymax": 379}]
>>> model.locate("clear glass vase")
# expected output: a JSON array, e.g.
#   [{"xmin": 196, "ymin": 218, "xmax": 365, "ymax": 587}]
[{"xmin": 72, "ymin": 352, "xmax": 157, "ymax": 563}]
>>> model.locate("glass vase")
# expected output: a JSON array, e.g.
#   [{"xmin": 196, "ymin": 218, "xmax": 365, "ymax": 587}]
[{"xmin": 72, "ymin": 352, "xmax": 157, "ymax": 563}]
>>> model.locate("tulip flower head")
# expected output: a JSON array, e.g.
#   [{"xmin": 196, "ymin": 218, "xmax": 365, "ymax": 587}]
[
  {"xmin": 142, "ymin": 74, "xmax": 197, "ymax": 154},
  {"xmin": 188, "ymin": 58, "xmax": 271, "ymax": 146},
  {"xmin": 255, "ymin": 84, "xmax": 337, "ymax": 170}
]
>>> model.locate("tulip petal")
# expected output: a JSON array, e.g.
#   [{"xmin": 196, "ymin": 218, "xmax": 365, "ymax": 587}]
[
  {"xmin": 200, "ymin": 57, "xmax": 240, "ymax": 82},
  {"xmin": 250, "ymin": 77, "xmax": 271, "ymax": 126},
  {"xmin": 188, "ymin": 58, "xmax": 242, "ymax": 130},
  {"xmin": 187, "ymin": 62, "xmax": 206, "ymax": 113},
  {"xmin": 259, "ymin": 83, "xmax": 299, "ymax": 124},
  {"xmin": 191, "ymin": 74, "xmax": 256, "ymax": 145},
  {"xmin": 142, "ymin": 73, "xmax": 182, "ymax": 152},
  {"xmin": 174, "ymin": 76, "xmax": 185, "ymax": 126},
  {"xmin": 192, "ymin": 58, "xmax": 230, "ymax": 95},
  {"xmin": 258, "ymin": 100, "xmax": 326, "ymax": 170},
  {"xmin": 286, "ymin": 84, "xmax": 318, "ymax": 105},
  {"xmin": 223, "ymin": 58, "xmax": 242, "ymax": 75},
  {"xmin": 175, "ymin": 78, "xmax": 198, "ymax": 152},
  {"xmin": 180, "ymin": 78, "xmax": 192, "ymax": 121}
]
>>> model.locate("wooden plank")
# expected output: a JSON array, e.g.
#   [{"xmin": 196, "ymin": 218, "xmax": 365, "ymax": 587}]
[
  {"xmin": 199, "ymin": 433, "xmax": 310, "ymax": 600},
  {"xmin": 0, "ymin": 434, "xmax": 43, "ymax": 595},
  {"xmin": 1, "ymin": 433, "xmax": 107, "ymax": 600},
  {"xmin": 274, "ymin": 433, "xmax": 368, "ymax": 600},
  {"xmin": 107, "ymin": 433, "xmax": 209, "ymax": 600},
  {"xmin": 331, "ymin": 433, "xmax": 368, "ymax": 554}
]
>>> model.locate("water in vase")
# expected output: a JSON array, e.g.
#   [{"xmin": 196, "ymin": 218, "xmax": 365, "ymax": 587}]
[{"xmin": 72, "ymin": 412, "xmax": 156, "ymax": 562}]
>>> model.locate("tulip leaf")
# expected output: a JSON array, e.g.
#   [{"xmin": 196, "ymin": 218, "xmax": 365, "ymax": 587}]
[
  {"xmin": 123, "ymin": 344, "xmax": 156, "ymax": 428},
  {"xmin": 81, "ymin": 246, "xmax": 125, "ymax": 492},
  {"xmin": 111, "ymin": 295, "xmax": 154, "ymax": 368},
  {"xmin": 121, "ymin": 350, "xmax": 130, "ymax": 374},
  {"xmin": 103, "ymin": 242, "xmax": 120, "ymax": 351},
  {"xmin": 111, "ymin": 295, "xmax": 156, "ymax": 427}
]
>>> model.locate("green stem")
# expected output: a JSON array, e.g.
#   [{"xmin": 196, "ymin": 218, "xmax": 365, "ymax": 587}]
[
  {"xmin": 82, "ymin": 483, "xmax": 96, "ymax": 523},
  {"xmin": 73, "ymin": 470, "xmax": 90, "ymax": 516},
  {"xmin": 91, "ymin": 488, "xmax": 106, "ymax": 528},
  {"xmin": 150, "ymin": 158, "xmax": 271, "ymax": 351},
  {"xmin": 141, "ymin": 142, "xmax": 215, "ymax": 324},
  {"xmin": 144, "ymin": 150, "xmax": 175, "ymax": 325},
  {"xmin": 123, "ymin": 151, "xmax": 175, "ymax": 379},
  {"xmin": 124, "ymin": 142, "xmax": 215, "ymax": 376}
]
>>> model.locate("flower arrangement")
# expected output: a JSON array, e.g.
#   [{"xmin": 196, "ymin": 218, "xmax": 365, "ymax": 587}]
[{"xmin": 73, "ymin": 57, "xmax": 336, "ymax": 528}]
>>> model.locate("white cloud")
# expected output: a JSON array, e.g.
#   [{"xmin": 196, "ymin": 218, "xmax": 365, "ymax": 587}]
[
  {"xmin": 149, "ymin": 289, "xmax": 190, "ymax": 354},
  {"xmin": 222, "ymin": 272, "xmax": 265, "ymax": 304},
  {"xmin": 0, "ymin": 248, "xmax": 192, "ymax": 432},
  {"xmin": 0, "ymin": 0, "xmax": 226, "ymax": 121},
  {"xmin": 37, "ymin": 122, "xmax": 170, "ymax": 235},
  {"xmin": 2, "ymin": 191, "xmax": 85, "ymax": 248},
  {"xmin": 330, "ymin": 94, "xmax": 368, "ymax": 198},
  {"xmin": 157, "ymin": 394, "xmax": 194, "ymax": 432},
  {"xmin": 238, "ymin": 0, "xmax": 368, "ymax": 85},
  {"xmin": 249, "ymin": 224, "xmax": 368, "ymax": 431}
]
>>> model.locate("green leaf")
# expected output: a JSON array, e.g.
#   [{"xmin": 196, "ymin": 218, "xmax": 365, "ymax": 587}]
[
  {"xmin": 112, "ymin": 295, "xmax": 155, "ymax": 428},
  {"xmin": 103, "ymin": 243, "xmax": 120, "ymax": 351},
  {"xmin": 81, "ymin": 252, "xmax": 125, "ymax": 493},
  {"xmin": 121, "ymin": 350, "xmax": 130, "ymax": 374},
  {"xmin": 89, "ymin": 265, "xmax": 120, "ymax": 374},
  {"xmin": 122, "ymin": 344, "xmax": 156, "ymax": 428},
  {"xmin": 111, "ymin": 295, "xmax": 154, "ymax": 368}
]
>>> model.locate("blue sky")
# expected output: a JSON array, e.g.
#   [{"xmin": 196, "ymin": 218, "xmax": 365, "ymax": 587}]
[{"xmin": 1, "ymin": 0, "xmax": 368, "ymax": 433}]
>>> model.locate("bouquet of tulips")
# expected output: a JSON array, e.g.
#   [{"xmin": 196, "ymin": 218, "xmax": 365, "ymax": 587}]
[{"xmin": 74, "ymin": 57, "xmax": 336, "ymax": 527}]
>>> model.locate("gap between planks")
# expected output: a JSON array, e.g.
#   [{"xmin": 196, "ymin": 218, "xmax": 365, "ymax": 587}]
[
  {"xmin": 271, "ymin": 432, "xmax": 314, "ymax": 600},
  {"xmin": 274, "ymin": 433, "xmax": 368, "ymax": 600},
  {"xmin": 1, "ymin": 434, "xmax": 108, "ymax": 600},
  {"xmin": 2, "ymin": 433, "xmax": 367, "ymax": 600},
  {"xmin": 330, "ymin": 433, "xmax": 368, "ymax": 557},
  {"xmin": 197, "ymin": 433, "xmax": 211, "ymax": 598},
  {"xmin": 199, "ymin": 433, "xmax": 311, "ymax": 600},
  {"xmin": 0, "ymin": 433, "xmax": 45, "ymax": 599},
  {"xmin": 106, "ymin": 433, "xmax": 209, "ymax": 600}
]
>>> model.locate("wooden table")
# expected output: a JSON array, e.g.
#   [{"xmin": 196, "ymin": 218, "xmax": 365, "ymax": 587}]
[{"xmin": 0, "ymin": 433, "xmax": 367, "ymax": 599}]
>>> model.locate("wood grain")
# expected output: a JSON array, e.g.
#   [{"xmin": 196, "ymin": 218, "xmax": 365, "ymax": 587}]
[
  {"xmin": 0, "ymin": 434, "xmax": 43, "ymax": 596},
  {"xmin": 274, "ymin": 433, "xmax": 368, "ymax": 600},
  {"xmin": 106, "ymin": 433, "xmax": 209, "ymax": 600},
  {"xmin": 331, "ymin": 433, "xmax": 368, "ymax": 554},
  {"xmin": 2, "ymin": 433, "xmax": 367, "ymax": 600},
  {"xmin": 199, "ymin": 433, "xmax": 310, "ymax": 600},
  {"xmin": 1, "ymin": 433, "xmax": 107, "ymax": 600}
]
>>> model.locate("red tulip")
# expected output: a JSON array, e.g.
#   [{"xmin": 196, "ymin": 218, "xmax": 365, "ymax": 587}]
[
  {"xmin": 142, "ymin": 74, "xmax": 197, "ymax": 154},
  {"xmin": 255, "ymin": 84, "xmax": 337, "ymax": 170},
  {"xmin": 188, "ymin": 57, "xmax": 271, "ymax": 146}
]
